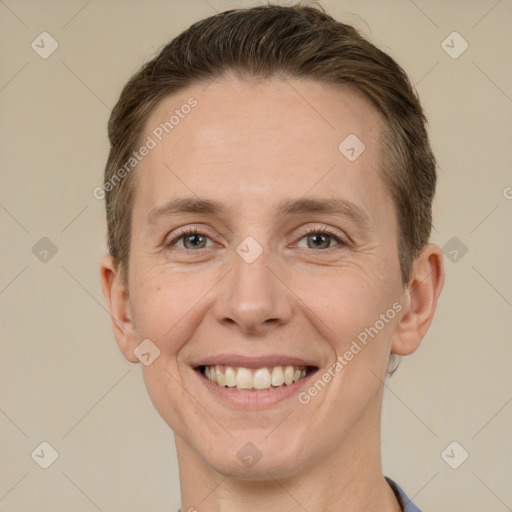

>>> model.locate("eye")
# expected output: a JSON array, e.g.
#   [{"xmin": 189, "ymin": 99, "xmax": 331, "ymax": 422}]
[
  {"xmin": 296, "ymin": 226, "xmax": 348, "ymax": 250},
  {"xmin": 164, "ymin": 225, "xmax": 348, "ymax": 252},
  {"xmin": 165, "ymin": 228, "xmax": 215, "ymax": 250}
]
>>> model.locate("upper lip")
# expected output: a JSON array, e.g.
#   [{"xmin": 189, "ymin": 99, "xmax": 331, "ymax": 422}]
[{"xmin": 192, "ymin": 354, "xmax": 319, "ymax": 369}]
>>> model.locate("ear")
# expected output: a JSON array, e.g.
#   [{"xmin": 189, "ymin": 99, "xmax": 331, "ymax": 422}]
[
  {"xmin": 391, "ymin": 243, "xmax": 445, "ymax": 356},
  {"xmin": 99, "ymin": 254, "xmax": 139, "ymax": 363}
]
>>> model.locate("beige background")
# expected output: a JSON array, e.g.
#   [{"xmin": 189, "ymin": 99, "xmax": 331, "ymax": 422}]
[{"xmin": 1, "ymin": 0, "xmax": 511, "ymax": 510}]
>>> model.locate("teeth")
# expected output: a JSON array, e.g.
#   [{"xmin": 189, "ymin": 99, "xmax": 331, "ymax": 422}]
[
  {"xmin": 271, "ymin": 366, "xmax": 284, "ymax": 386},
  {"xmin": 202, "ymin": 364, "xmax": 309, "ymax": 390},
  {"xmin": 225, "ymin": 366, "xmax": 237, "ymax": 387},
  {"xmin": 293, "ymin": 368, "xmax": 307, "ymax": 382},
  {"xmin": 284, "ymin": 365, "xmax": 295, "ymax": 385},
  {"xmin": 236, "ymin": 367, "xmax": 253, "ymax": 389},
  {"xmin": 216, "ymin": 365, "xmax": 225, "ymax": 387},
  {"xmin": 253, "ymin": 368, "xmax": 272, "ymax": 390}
]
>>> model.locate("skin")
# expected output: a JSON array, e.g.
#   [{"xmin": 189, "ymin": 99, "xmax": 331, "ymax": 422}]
[{"xmin": 101, "ymin": 75, "xmax": 444, "ymax": 512}]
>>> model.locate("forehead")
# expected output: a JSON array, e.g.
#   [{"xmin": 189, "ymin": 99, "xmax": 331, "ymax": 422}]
[{"xmin": 133, "ymin": 76, "xmax": 393, "ymax": 231}]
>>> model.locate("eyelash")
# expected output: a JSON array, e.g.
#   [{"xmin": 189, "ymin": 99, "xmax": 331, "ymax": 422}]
[{"xmin": 165, "ymin": 226, "xmax": 348, "ymax": 251}]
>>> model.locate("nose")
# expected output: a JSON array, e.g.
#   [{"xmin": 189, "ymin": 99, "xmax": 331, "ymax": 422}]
[{"xmin": 213, "ymin": 246, "xmax": 293, "ymax": 336}]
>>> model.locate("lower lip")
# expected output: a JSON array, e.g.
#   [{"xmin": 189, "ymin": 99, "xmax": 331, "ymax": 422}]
[{"xmin": 194, "ymin": 368, "xmax": 318, "ymax": 409}]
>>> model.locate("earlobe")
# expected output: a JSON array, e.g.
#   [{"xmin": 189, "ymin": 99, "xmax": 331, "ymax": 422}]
[
  {"xmin": 391, "ymin": 244, "xmax": 445, "ymax": 356},
  {"xmin": 99, "ymin": 254, "xmax": 139, "ymax": 363}
]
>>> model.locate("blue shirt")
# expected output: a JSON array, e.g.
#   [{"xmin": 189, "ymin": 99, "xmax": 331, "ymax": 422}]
[{"xmin": 386, "ymin": 477, "xmax": 422, "ymax": 512}]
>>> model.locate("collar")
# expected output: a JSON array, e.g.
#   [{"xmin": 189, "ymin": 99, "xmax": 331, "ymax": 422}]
[{"xmin": 385, "ymin": 477, "xmax": 422, "ymax": 512}]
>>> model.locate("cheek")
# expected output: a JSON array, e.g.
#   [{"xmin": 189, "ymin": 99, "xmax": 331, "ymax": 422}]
[
  {"xmin": 130, "ymin": 269, "xmax": 183, "ymax": 346},
  {"xmin": 130, "ymin": 270, "xmax": 207, "ymax": 435},
  {"xmin": 129, "ymin": 266, "xmax": 217, "ymax": 353},
  {"xmin": 130, "ymin": 279, "xmax": 166, "ymax": 339},
  {"xmin": 297, "ymin": 269, "xmax": 397, "ymax": 360},
  {"xmin": 139, "ymin": 360, "xmax": 195, "ymax": 441}
]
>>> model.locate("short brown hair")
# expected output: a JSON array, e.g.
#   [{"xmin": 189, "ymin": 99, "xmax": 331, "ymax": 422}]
[{"xmin": 103, "ymin": 1, "xmax": 436, "ymax": 287}]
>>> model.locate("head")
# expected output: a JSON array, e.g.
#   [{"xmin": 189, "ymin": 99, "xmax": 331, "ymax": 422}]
[{"xmin": 100, "ymin": 2, "xmax": 443, "ymax": 482}]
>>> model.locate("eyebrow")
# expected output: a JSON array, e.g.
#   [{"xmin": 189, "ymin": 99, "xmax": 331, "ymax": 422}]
[{"xmin": 146, "ymin": 196, "xmax": 371, "ymax": 229}]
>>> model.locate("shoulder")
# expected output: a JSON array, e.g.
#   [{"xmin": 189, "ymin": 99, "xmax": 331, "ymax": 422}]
[{"xmin": 385, "ymin": 477, "xmax": 423, "ymax": 512}]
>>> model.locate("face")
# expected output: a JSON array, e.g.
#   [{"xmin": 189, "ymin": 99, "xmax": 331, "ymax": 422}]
[{"xmin": 108, "ymin": 76, "xmax": 416, "ymax": 479}]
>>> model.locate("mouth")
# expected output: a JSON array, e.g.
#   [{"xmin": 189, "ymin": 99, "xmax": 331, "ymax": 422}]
[{"xmin": 195, "ymin": 364, "xmax": 318, "ymax": 392}]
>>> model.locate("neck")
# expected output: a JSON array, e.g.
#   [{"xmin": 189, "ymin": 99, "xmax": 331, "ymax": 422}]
[{"xmin": 176, "ymin": 400, "xmax": 401, "ymax": 512}]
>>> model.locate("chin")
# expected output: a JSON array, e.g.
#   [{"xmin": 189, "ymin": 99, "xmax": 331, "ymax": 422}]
[
  {"xmin": 207, "ymin": 451, "xmax": 305, "ymax": 481},
  {"xmin": 196, "ymin": 430, "xmax": 310, "ymax": 480}
]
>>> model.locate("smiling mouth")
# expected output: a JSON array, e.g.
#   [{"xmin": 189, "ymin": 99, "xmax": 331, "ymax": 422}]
[{"xmin": 197, "ymin": 364, "xmax": 318, "ymax": 391}]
